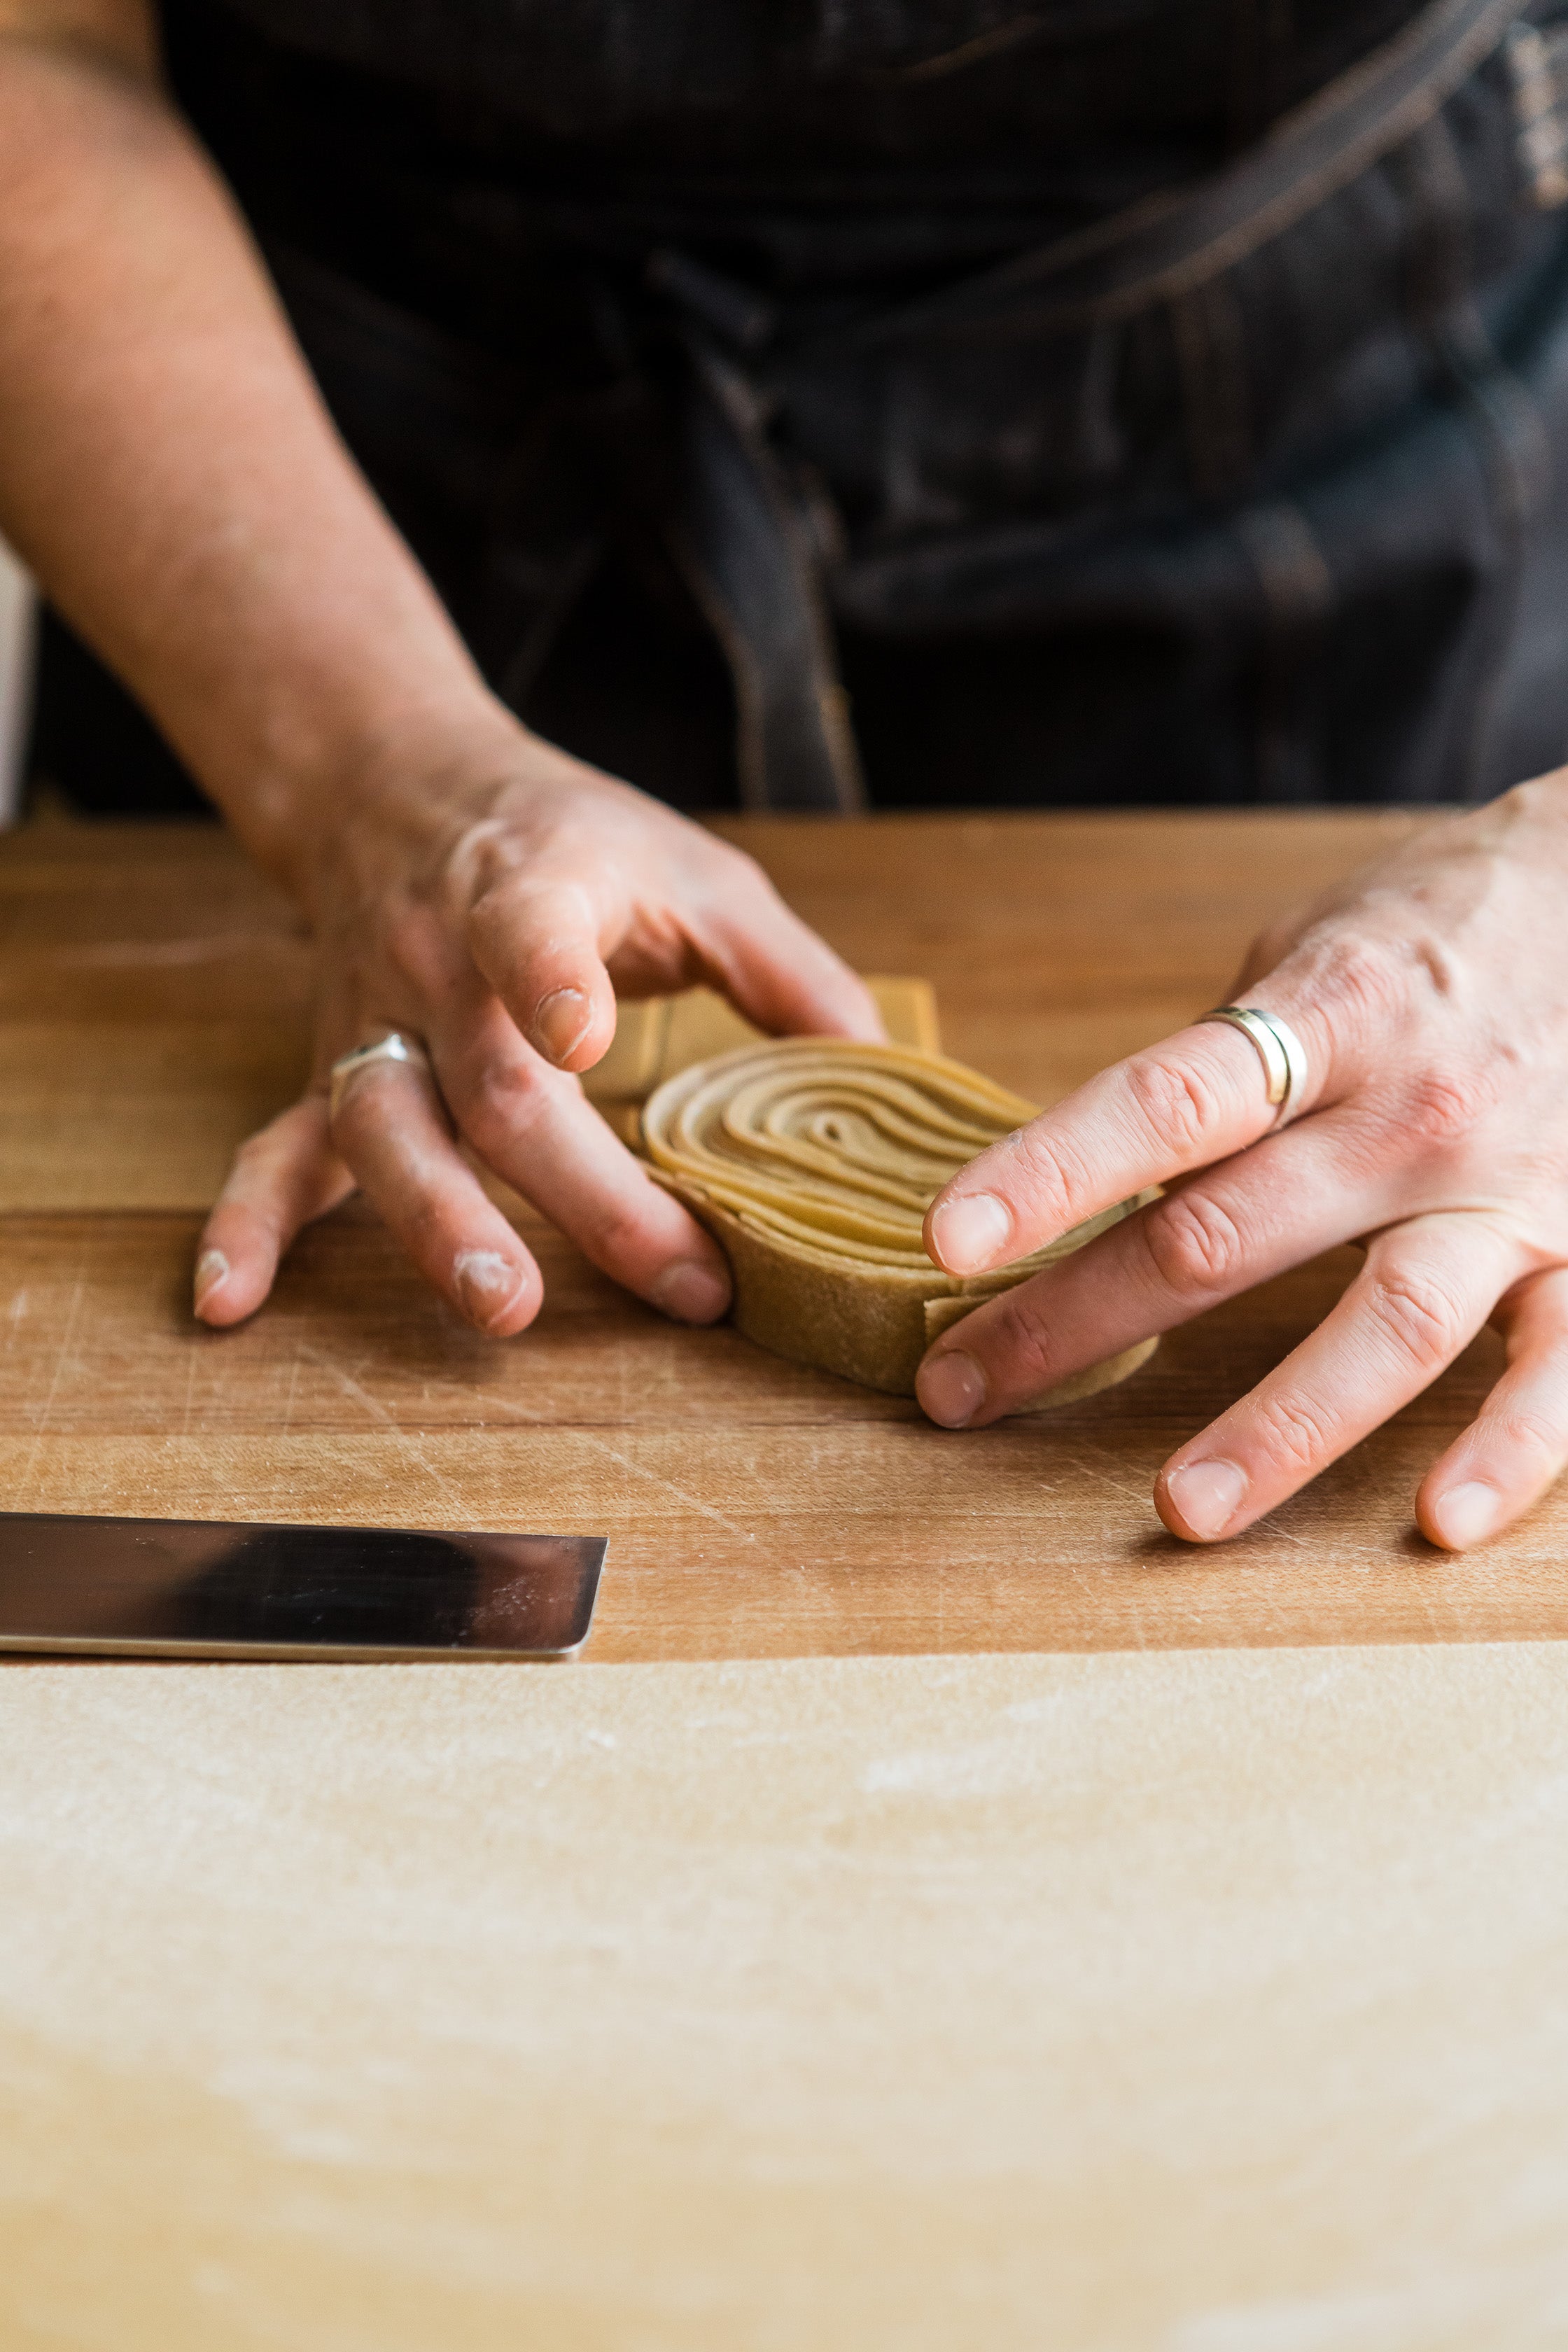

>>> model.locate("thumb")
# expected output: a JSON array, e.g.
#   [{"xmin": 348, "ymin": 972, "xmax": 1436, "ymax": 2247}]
[{"xmin": 466, "ymin": 874, "xmax": 617, "ymax": 1072}]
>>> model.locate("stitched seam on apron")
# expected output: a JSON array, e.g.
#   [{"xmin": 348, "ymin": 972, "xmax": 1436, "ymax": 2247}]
[{"xmin": 1168, "ymin": 280, "xmax": 1254, "ymax": 499}]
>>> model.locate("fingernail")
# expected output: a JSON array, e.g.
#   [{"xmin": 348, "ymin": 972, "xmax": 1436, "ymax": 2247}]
[
  {"xmin": 533, "ymin": 986, "xmax": 590, "ymax": 1065},
  {"xmin": 916, "ymin": 1348, "xmax": 987, "ymax": 1428},
  {"xmin": 1431, "ymin": 1479, "xmax": 1500, "ymax": 1551},
  {"xmin": 928, "ymin": 1192, "xmax": 1011, "ymax": 1273},
  {"xmin": 454, "ymin": 1247, "xmax": 524, "ymax": 1328},
  {"xmin": 650, "ymin": 1259, "xmax": 731, "ymax": 1324},
  {"xmin": 1164, "ymin": 1457, "xmax": 1247, "ymax": 1541},
  {"xmin": 193, "ymin": 1249, "xmax": 229, "ymax": 1309}
]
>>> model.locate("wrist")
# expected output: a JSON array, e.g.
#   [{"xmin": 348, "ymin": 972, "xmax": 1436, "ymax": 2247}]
[{"xmin": 212, "ymin": 679, "xmax": 534, "ymax": 913}]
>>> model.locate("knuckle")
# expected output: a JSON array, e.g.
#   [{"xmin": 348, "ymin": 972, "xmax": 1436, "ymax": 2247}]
[
  {"xmin": 464, "ymin": 888, "xmax": 533, "ymax": 973},
  {"xmin": 456, "ymin": 1054, "xmax": 547, "ymax": 1152},
  {"xmin": 467, "ymin": 869, "xmax": 591, "ymax": 965},
  {"xmin": 1006, "ymin": 1126, "xmax": 1084, "ymax": 1233},
  {"xmin": 1494, "ymin": 1404, "xmax": 1565, "ymax": 1469},
  {"xmin": 1252, "ymin": 1388, "xmax": 1340, "ymax": 1475},
  {"xmin": 974, "ymin": 1287, "xmax": 1057, "ymax": 1394},
  {"xmin": 1396, "ymin": 1066, "xmax": 1497, "ymax": 1154},
  {"xmin": 1365, "ymin": 1261, "xmax": 1469, "ymax": 1370},
  {"xmin": 1277, "ymin": 927, "xmax": 1409, "ymax": 1071},
  {"xmin": 1140, "ymin": 1189, "xmax": 1248, "ymax": 1299},
  {"xmin": 1123, "ymin": 1054, "xmax": 1222, "ymax": 1158},
  {"xmin": 446, "ymin": 814, "xmax": 518, "ymax": 900},
  {"xmin": 327, "ymin": 1078, "xmax": 388, "ymax": 1155},
  {"xmin": 1301, "ymin": 928, "xmax": 1407, "ymax": 1032},
  {"xmin": 578, "ymin": 1198, "xmax": 657, "ymax": 1271}
]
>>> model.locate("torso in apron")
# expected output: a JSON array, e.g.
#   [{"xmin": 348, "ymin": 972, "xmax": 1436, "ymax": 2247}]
[{"xmin": 143, "ymin": 0, "xmax": 1568, "ymax": 810}]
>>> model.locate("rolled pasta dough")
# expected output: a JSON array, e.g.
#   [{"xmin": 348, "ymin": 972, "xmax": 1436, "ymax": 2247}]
[{"xmin": 641, "ymin": 1037, "xmax": 1156, "ymax": 1402}]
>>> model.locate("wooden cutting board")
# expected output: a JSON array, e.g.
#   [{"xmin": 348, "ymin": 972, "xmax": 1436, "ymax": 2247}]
[{"xmin": 3, "ymin": 807, "xmax": 1563, "ymax": 1657}]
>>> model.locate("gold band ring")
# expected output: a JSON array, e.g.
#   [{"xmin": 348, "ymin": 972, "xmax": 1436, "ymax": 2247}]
[
  {"xmin": 1198, "ymin": 1005, "xmax": 1308, "ymax": 1130},
  {"xmin": 328, "ymin": 1031, "xmax": 433, "ymax": 1122}
]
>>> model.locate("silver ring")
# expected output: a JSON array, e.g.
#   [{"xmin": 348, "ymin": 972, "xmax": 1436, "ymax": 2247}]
[
  {"xmin": 328, "ymin": 1031, "xmax": 432, "ymax": 1121},
  {"xmin": 1198, "ymin": 1005, "xmax": 1308, "ymax": 1130}
]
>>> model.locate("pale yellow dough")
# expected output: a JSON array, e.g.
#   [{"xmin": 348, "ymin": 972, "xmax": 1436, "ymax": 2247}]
[
  {"xmin": 641, "ymin": 1037, "xmax": 1156, "ymax": 1403},
  {"xmin": 584, "ymin": 976, "xmax": 939, "ymax": 1142}
]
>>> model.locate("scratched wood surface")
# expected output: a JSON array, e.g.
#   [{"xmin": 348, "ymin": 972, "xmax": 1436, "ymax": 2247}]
[{"xmin": 3, "ymin": 807, "xmax": 1562, "ymax": 1660}]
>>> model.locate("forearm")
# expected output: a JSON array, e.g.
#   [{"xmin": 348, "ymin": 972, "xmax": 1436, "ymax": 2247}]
[{"xmin": 0, "ymin": 13, "xmax": 513, "ymax": 889}]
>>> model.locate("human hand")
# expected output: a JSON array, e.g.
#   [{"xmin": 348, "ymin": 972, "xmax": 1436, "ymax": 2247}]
[
  {"xmin": 194, "ymin": 719, "xmax": 881, "ymax": 1334},
  {"xmin": 914, "ymin": 777, "xmax": 1568, "ymax": 1551}
]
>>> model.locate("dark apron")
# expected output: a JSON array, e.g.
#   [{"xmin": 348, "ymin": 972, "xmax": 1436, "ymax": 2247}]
[{"xmin": 36, "ymin": 0, "xmax": 1568, "ymax": 812}]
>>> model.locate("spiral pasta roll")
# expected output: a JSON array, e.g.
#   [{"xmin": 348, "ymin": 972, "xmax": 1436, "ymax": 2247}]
[{"xmin": 642, "ymin": 1037, "xmax": 1156, "ymax": 1403}]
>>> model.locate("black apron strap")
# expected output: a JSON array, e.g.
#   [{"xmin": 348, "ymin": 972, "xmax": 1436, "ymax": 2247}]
[
  {"xmin": 666, "ymin": 338, "xmax": 867, "ymax": 815},
  {"xmin": 843, "ymin": 0, "xmax": 1535, "ymax": 344}
]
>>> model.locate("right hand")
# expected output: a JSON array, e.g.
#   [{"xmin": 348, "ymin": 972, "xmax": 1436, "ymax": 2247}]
[{"xmin": 192, "ymin": 720, "xmax": 883, "ymax": 1336}]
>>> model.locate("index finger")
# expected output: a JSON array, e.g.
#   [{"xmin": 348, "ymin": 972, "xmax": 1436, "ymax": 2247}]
[
  {"xmin": 429, "ymin": 994, "xmax": 734, "ymax": 1323},
  {"xmin": 924, "ymin": 1015, "xmax": 1324, "ymax": 1277}
]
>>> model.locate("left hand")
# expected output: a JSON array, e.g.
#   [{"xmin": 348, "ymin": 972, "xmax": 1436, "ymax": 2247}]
[{"xmin": 914, "ymin": 776, "xmax": 1568, "ymax": 1551}]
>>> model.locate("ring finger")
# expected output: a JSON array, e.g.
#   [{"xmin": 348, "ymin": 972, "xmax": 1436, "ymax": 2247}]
[{"xmin": 330, "ymin": 1044, "xmax": 543, "ymax": 1335}]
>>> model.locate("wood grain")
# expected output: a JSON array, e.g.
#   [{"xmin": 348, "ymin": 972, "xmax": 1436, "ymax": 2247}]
[{"xmin": 4, "ymin": 808, "xmax": 1554, "ymax": 1660}]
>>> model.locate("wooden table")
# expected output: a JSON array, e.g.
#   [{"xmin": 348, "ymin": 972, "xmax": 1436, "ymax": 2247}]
[
  {"xmin": 1, "ymin": 806, "xmax": 1562, "ymax": 1660},
  {"xmin": 6, "ymin": 810, "xmax": 1567, "ymax": 2351}
]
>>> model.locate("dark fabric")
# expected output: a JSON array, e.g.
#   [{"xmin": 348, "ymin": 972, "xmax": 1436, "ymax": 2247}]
[
  {"xmin": 32, "ymin": 607, "xmax": 213, "ymax": 816},
  {"xmin": 32, "ymin": 0, "xmax": 1568, "ymax": 813}
]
